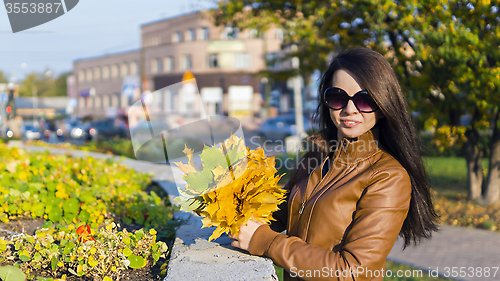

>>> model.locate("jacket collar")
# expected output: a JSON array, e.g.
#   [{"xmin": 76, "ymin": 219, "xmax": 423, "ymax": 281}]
[{"xmin": 333, "ymin": 125, "xmax": 381, "ymax": 164}]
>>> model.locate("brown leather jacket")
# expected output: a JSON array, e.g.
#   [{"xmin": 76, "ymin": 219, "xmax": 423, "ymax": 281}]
[{"xmin": 248, "ymin": 126, "xmax": 411, "ymax": 281}]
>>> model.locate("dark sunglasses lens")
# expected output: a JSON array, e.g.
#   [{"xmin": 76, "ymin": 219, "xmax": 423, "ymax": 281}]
[
  {"xmin": 325, "ymin": 89, "xmax": 347, "ymax": 109},
  {"xmin": 354, "ymin": 92, "xmax": 378, "ymax": 112}
]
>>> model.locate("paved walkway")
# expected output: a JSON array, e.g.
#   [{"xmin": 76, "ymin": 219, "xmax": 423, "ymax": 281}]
[
  {"xmin": 14, "ymin": 143, "xmax": 500, "ymax": 281},
  {"xmin": 389, "ymin": 225, "xmax": 500, "ymax": 281}
]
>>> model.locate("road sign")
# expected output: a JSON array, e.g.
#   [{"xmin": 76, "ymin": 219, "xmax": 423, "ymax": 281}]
[
  {"xmin": 123, "ymin": 84, "xmax": 136, "ymax": 98},
  {"xmin": 0, "ymin": 92, "xmax": 7, "ymax": 103},
  {"xmin": 123, "ymin": 75, "xmax": 140, "ymax": 98}
]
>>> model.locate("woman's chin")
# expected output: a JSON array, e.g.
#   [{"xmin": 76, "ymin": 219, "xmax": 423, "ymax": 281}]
[{"xmin": 340, "ymin": 128, "xmax": 363, "ymax": 139}]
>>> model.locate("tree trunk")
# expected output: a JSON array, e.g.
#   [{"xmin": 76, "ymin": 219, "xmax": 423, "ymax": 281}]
[
  {"xmin": 484, "ymin": 110, "xmax": 500, "ymax": 204},
  {"xmin": 463, "ymin": 128, "xmax": 484, "ymax": 201}
]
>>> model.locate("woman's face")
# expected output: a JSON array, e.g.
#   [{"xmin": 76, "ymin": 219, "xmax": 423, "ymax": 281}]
[{"xmin": 329, "ymin": 69, "xmax": 383, "ymax": 141}]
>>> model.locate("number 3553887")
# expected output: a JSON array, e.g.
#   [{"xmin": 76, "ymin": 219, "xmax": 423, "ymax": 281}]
[{"xmin": 5, "ymin": 3, "xmax": 62, "ymax": 14}]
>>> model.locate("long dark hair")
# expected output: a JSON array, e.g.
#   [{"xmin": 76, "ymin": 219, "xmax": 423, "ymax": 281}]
[{"xmin": 290, "ymin": 47, "xmax": 439, "ymax": 248}]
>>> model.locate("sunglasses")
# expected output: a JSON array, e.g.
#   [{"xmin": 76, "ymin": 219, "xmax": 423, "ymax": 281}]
[{"xmin": 324, "ymin": 87, "xmax": 379, "ymax": 113}]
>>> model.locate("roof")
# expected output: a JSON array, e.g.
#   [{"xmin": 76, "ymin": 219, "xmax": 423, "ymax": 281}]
[
  {"xmin": 140, "ymin": 11, "xmax": 204, "ymax": 27},
  {"xmin": 73, "ymin": 48, "xmax": 141, "ymax": 63}
]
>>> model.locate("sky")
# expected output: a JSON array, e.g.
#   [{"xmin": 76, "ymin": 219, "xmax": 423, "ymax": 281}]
[{"xmin": 0, "ymin": 0, "xmax": 218, "ymax": 82}]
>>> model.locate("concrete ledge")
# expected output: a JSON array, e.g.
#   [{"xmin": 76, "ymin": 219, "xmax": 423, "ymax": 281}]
[{"xmin": 165, "ymin": 212, "xmax": 278, "ymax": 281}]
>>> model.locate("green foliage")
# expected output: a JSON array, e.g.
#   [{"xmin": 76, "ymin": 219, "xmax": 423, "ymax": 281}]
[
  {"xmin": 0, "ymin": 71, "xmax": 8, "ymax": 84},
  {"xmin": 0, "ymin": 223, "xmax": 168, "ymax": 280},
  {"xmin": 0, "ymin": 265, "xmax": 27, "ymax": 281},
  {"xmin": 0, "ymin": 143, "xmax": 178, "ymax": 280},
  {"xmin": 0, "ymin": 144, "xmax": 175, "ymax": 231},
  {"xmin": 52, "ymin": 72, "xmax": 70, "ymax": 97},
  {"xmin": 17, "ymin": 71, "xmax": 69, "ymax": 97},
  {"xmin": 419, "ymin": 131, "xmax": 491, "ymax": 157}
]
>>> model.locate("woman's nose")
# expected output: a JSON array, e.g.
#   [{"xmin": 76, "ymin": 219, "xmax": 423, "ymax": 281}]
[{"xmin": 342, "ymin": 100, "xmax": 359, "ymax": 114}]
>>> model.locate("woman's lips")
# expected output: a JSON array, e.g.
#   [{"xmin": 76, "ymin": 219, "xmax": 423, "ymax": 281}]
[{"xmin": 341, "ymin": 120, "xmax": 361, "ymax": 127}]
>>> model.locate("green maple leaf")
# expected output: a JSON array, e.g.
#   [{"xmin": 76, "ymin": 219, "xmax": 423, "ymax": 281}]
[
  {"xmin": 199, "ymin": 145, "xmax": 228, "ymax": 171},
  {"xmin": 226, "ymin": 148, "xmax": 246, "ymax": 166},
  {"xmin": 183, "ymin": 168, "xmax": 214, "ymax": 193}
]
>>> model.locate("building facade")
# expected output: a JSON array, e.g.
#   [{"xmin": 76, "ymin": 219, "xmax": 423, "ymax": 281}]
[{"xmin": 73, "ymin": 10, "xmax": 288, "ymax": 120}]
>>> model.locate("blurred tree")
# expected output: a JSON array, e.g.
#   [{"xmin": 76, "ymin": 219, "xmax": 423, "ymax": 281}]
[
  {"xmin": 0, "ymin": 71, "xmax": 8, "ymax": 83},
  {"xmin": 53, "ymin": 72, "xmax": 70, "ymax": 97},
  {"xmin": 18, "ymin": 72, "xmax": 52, "ymax": 97},
  {"xmin": 213, "ymin": 0, "xmax": 500, "ymax": 204},
  {"xmin": 18, "ymin": 71, "xmax": 69, "ymax": 97},
  {"xmin": 404, "ymin": 1, "xmax": 500, "ymax": 204}
]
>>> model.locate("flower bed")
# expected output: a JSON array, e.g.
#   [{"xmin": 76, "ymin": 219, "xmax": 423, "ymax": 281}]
[{"xmin": 0, "ymin": 143, "xmax": 178, "ymax": 280}]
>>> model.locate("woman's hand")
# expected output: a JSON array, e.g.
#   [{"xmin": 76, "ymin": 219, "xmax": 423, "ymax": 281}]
[{"xmin": 228, "ymin": 219, "xmax": 264, "ymax": 251}]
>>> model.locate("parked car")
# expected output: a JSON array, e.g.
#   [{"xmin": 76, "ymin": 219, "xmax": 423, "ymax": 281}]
[
  {"xmin": 83, "ymin": 118, "xmax": 128, "ymax": 141},
  {"xmin": 62, "ymin": 118, "xmax": 82, "ymax": 138},
  {"xmin": 21, "ymin": 123, "xmax": 41, "ymax": 140},
  {"xmin": 257, "ymin": 113, "xmax": 313, "ymax": 142}
]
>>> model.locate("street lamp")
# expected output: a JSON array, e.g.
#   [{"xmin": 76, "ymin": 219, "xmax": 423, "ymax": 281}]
[{"xmin": 291, "ymin": 44, "xmax": 305, "ymax": 137}]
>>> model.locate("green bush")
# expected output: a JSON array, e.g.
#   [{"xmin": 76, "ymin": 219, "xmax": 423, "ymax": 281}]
[
  {"xmin": 418, "ymin": 131, "xmax": 491, "ymax": 157},
  {"xmin": 0, "ymin": 143, "xmax": 179, "ymax": 280}
]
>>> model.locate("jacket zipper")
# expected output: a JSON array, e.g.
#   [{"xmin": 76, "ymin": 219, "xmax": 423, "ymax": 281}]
[{"xmin": 298, "ymin": 157, "xmax": 330, "ymax": 215}]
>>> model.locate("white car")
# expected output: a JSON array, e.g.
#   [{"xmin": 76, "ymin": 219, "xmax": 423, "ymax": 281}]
[{"xmin": 21, "ymin": 124, "xmax": 41, "ymax": 140}]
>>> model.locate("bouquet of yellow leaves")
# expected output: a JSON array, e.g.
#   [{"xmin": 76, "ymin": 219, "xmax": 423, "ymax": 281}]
[{"xmin": 173, "ymin": 134, "xmax": 287, "ymax": 241}]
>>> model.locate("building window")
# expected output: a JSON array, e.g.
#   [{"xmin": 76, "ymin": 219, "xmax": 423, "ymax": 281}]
[
  {"xmin": 111, "ymin": 64, "xmax": 118, "ymax": 78},
  {"xmin": 152, "ymin": 36, "xmax": 160, "ymax": 46},
  {"xmin": 266, "ymin": 52, "xmax": 281, "ymax": 69},
  {"xmin": 120, "ymin": 63, "xmax": 129, "ymax": 77},
  {"xmin": 172, "ymin": 31, "xmax": 182, "ymax": 43},
  {"xmin": 94, "ymin": 67, "xmax": 101, "ymax": 81},
  {"xmin": 182, "ymin": 55, "xmax": 192, "ymax": 70},
  {"xmin": 151, "ymin": 58, "xmax": 161, "ymax": 74},
  {"xmin": 102, "ymin": 66, "xmax": 110, "ymax": 80},
  {"xmin": 221, "ymin": 26, "xmax": 239, "ymax": 40},
  {"xmin": 207, "ymin": 54, "xmax": 218, "ymax": 68},
  {"xmin": 163, "ymin": 56, "xmax": 174, "ymax": 72},
  {"xmin": 234, "ymin": 53, "xmax": 251, "ymax": 69},
  {"xmin": 275, "ymin": 28, "xmax": 284, "ymax": 40},
  {"xmin": 198, "ymin": 27, "xmax": 209, "ymax": 40},
  {"xmin": 185, "ymin": 28, "xmax": 195, "ymax": 41},
  {"xmin": 78, "ymin": 70, "xmax": 85, "ymax": 83},
  {"xmin": 130, "ymin": 61, "xmax": 138, "ymax": 75},
  {"xmin": 86, "ymin": 69, "xmax": 93, "ymax": 82}
]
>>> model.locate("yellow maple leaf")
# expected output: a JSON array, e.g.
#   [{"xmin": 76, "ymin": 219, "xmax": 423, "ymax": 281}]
[
  {"xmin": 174, "ymin": 135, "xmax": 287, "ymax": 241},
  {"xmin": 172, "ymin": 161, "xmax": 197, "ymax": 174},
  {"xmin": 182, "ymin": 144, "xmax": 199, "ymax": 171}
]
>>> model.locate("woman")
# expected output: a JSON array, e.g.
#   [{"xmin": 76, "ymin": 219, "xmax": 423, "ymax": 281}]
[{"xmin": 230, "ymin": 48, "xmax": 439, "ymax": 281}]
